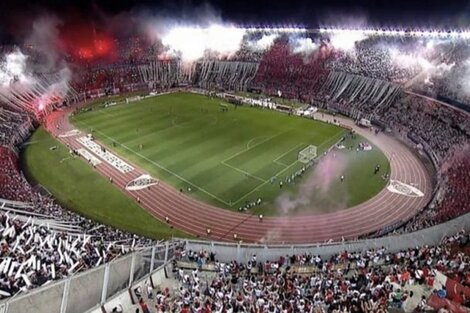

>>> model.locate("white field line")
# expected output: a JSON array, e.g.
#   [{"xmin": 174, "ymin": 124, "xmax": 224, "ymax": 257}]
[
  {"xmin": 220, "ymin": 161, "xmax": 267, "ymax": 183},
  {"xmin": 222, "ymin": 131, "xmax": 289, "ymax": 164},
  {"xmin": 219, "ymin": 131, "xmax": 292, "ymax": 193},
  {"xmin": 59, "ymin": 157, "xmax": 73, "ymax": 164},
  {"xmin": 315, "ymin": 131, "xmax": 347, "ymax": 153},
  {"xmin": 231, "ymin": 159, "xmax": 299, "ymax": 205},
  {"xmin": 272, "ymin": 142, "xmax": 305, "ymax": 163},
  {"xmin": 273, "ymin": 160, "xmax": 290, "ymax": 167},
  {"xmin": 246, "ymin": 136, "xmax": 268, "ymax": 149},
  {"xmin": 231, "ymin": 132, "xmax": 346, "ymax": 205},
  {"xmin": 75, "ymin": 120, "xmax": 232, "ymax": 206}
]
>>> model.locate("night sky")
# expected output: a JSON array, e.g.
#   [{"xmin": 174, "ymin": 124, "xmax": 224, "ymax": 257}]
[{"xmin": 2, "ymin": 0, "xmax": 470, "ymax": 42}]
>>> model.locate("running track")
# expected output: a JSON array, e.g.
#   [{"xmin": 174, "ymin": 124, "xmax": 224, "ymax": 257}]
[{"xmin": 44, "ymin": 106, "xmax": 433, "ymax": 244}]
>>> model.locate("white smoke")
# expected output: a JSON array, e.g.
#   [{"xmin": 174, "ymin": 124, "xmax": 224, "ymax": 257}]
[
  {"xmin": 0, "ymin": 50, "xmax": 34, "ymax": 87},
  {"xmin": 26, "ymin": 15, "xmax": 63, "ymax": 69},
  {"xmin": 161, "ymin": 23, "xmax": 246, "ymax": 61},
  {"xmin": 329, "ymin": 31, "xmax": 367, "ymax": 51},
  {"xmin": 456, "ymin": 59, "xmax": 470, "ymax": 96},
  {"xmin": 274, "ymin": 151, "xmax": 348, "ymax": 215},
  {"xmin": 38, "ymin": 67, "xmax": 72, "ymax": 110},
  {"xmin": 141, "ymin": 5, "xmax": 248, "ymax": 62},
  {"xmin": 246, "ymin": 34, "xmax": 279, "ymax": 51},
  {"xmin": 0, "ymin": 15, "xmax": 72, "ymax": 116},
  {"xmin": 290, "ymin": 37, "xmax": 319, "ymax": 55},
  {"xmin": 388, "ymin": 47, "xmax": 455, "ymax": 83}
]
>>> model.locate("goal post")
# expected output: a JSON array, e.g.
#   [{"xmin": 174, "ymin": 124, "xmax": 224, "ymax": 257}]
[{"xmin": 298, "ymin": 145, "xmax": 318, "ymax": 163}]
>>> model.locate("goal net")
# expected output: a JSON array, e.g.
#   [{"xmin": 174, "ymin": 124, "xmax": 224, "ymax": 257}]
[{"xmin": 298, "ymin": 145, "xmax": 318, "ymax": 163}]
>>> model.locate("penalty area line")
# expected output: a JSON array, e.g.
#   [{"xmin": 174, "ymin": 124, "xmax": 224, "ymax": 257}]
[
  {"xmin": 74, "ymin": 120, "xmax": 232, "ymax": 207},
  {"xmin": 272, "ymin": 142, "xmax": 305, "ymax": 163},
  {"xmin": 222, "ymin": 130, "xmax": 290, "ymax": 164},
  {"xmin": 231, "ymin": 132, "xmax": 345, "ymax": 206},
  {"xmin": 231, "ymin": 159, "xmax": 301, "ymax": 205},
  {"xmin": 220, "ymin": 161, "xmax": 267, "ymax": 183}
]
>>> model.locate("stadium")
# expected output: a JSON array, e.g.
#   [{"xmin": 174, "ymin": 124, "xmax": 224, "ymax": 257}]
[{"xmin": 0, "ymin": 0, "xmax": 469, "ymax": 312}]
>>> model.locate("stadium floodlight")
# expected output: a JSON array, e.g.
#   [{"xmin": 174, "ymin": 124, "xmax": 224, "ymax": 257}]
[{"xmin": 314, "ymin": 26, "xmax": 470, "ymax": 37}]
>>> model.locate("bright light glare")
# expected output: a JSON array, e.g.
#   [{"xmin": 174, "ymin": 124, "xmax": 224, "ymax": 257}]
[
  {"xmin": 162, "ymin": 24, "xmax": 245, "ymax": 61},
  {"xmin": 330, "ymin": 31, "xmax": 366, "ymax": 50}
]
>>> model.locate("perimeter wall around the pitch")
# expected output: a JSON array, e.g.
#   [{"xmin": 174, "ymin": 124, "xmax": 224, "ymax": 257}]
[{"xmin": 181, "ymin": 213, "xmax": 470, "ymax": 263}]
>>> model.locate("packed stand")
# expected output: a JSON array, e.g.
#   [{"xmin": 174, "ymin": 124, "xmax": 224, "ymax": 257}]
[
  {"xmin": 378, "ymin": 93, "xmax": 470, "ymax": 161},
  {"xmin": 0, "ymin": 106, "xmax": 33, "ymax": 148},
  {"xmin": 410, "ymin": 41, "xmax": 470, "ymax": 110},
  {"xmin": 0, "ymin": 108, "xmax": 153, "ymax": 299},
  {"xmin": 71, "ymin": 64, "xmax": 144, "ymax": 97},
  {"xmin": 161, "ymin": 231, "xmax": 469, "ymax": 312},
  {"xmin": 323, "ymin": 37, "xmax": 425, "ymax": 84},
  {"xmin": 0, "ymin": 210, "xmax": 133, "ymax": 297},
  {"xmin": 401, "ymin": 145, "xmax": 470, "ymax": 233},
  {"xmin": 254, "ymin": 42, "xmax": 327, "ymax": 101}
]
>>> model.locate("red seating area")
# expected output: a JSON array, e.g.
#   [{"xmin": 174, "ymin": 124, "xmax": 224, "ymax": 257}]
[
  {"xmin": 437, "ymin": 146, "xmax": 470, "ymax": 222},
  {"xmin": 0, "ymin": 147, "xmax": 33, "ymax": 202},
  {"xmin": 254, "ymin": 42, "xmax": 327, "ymax": 101}
]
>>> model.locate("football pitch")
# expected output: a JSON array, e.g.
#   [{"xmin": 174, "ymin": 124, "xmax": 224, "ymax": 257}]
[{"xmin": 69, "ymin": 92, "xmax": 388, "ymax": 215}]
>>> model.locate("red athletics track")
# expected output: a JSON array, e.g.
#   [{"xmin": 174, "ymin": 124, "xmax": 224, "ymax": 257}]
[{"xmin": 45, "ymin": 104, "xmax": 433, "ymax": 244}]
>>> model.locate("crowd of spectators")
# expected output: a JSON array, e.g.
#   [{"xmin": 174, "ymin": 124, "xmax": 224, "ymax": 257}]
[
  {"xmin": 397, "ymin": 143, "xmax": 470, "ymax": 234},
  {"xmin": 324, "ymin": 38, "xmax": 422, "ymax": 84},
  {"xmin": 0, "ymin": 210, "xmax": 130, "ymax": 297},
  {"xmin": 0, "ymin": 106, "xmax": 33, "ymax": 148},
  {"xmin": 71, "ymin": 64, "xmax": 144, "ymax": 96},
  {"xmin": 317, "ymin": 90, "xmax": 470, "ymax": 234},
  {"xmin": 254, "ymin": 42, "xmax": 327, "ymax": 101},
  {"xmin": 437, "ymin": 145, "xmax": 470, "ymax": 222},
  {"xmin": 154, "ymin": 231, "xmax": 469, "ymax": 312},
  {"xmin": 249, "ymin": 45, "xmax": 470, "ymax": 235},
  {"xmin": 0, "ymin": 108, "xmax": 153, "ymax": 298},
  {"xmin": 379, "ymin": 93, "xmax": 470, "ymax": 161},
  {"xmin": 1, "ymin": 34, "xmax": 470, "ymax": 302},
  {"xmin": 400, "ymin": 144, "xmax": 470, "ymax": 233},
  {"xmin": 378, "ymin": 93, "xmax": 470, "ymax": 232}
]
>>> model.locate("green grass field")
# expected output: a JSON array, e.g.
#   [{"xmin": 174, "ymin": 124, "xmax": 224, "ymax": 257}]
[
  {"xmin": 21, "ymin": 128, "xmax": 190, "ymax": 239},
  {"xmin": 67, "ymin": 92, "xmax": 389, "ymax": 216}
]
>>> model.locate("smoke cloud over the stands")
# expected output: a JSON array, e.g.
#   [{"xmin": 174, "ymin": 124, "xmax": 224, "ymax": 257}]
[
  {"xmin": 0, "ymin": 15, "xmax": 71, "ymax": 115},
  {"xmin": 141, "ymin": 6, "xmax": 323, "ymax": 61},
  {"xmin": 246, "ymin": 34, "xmax": 279, "ymax": 51}
]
